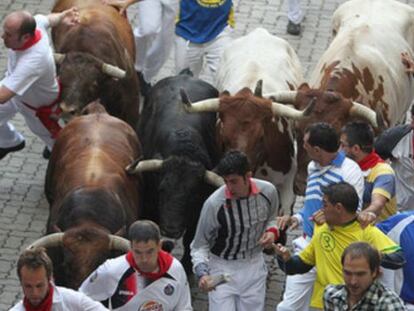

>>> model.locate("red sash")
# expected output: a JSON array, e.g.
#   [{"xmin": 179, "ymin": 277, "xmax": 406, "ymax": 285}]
[
  {"xmin": 22, "ymin": 83, "xmax": 62, "ymax": 139},
  {"xmin": 23, "ymin": 283, "xmax": 53, "ymax": 311},
  {"xmin": 126, "ymin": 250, "xmax": 173, "ymax": 281}
]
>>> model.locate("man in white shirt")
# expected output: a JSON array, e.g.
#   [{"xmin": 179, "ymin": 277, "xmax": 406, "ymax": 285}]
[
  {"xmin": 0, "ymin": 8, "xmax": 78, "ymax": 160},
  {"xmin": 9, "ymin": 248, "xmax": 108, "ymax": 311},
  {"xmin": 80, "ymin": 220, "xmax": 192, "ymax": 311}
]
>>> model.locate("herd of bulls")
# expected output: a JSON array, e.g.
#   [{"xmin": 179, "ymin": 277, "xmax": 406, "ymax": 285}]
[{"xmin": 26, "ymin": 0, "xmax": 414, "ymax": 290}]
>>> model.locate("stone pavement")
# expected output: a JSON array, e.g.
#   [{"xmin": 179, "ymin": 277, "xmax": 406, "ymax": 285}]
[{"xmin": 0, "ymin": 0, "xmax": 413, "ymax": 310}]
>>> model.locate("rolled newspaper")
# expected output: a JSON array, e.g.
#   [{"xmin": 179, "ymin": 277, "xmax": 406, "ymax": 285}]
[{"xmin": 209, "ymin": 273, "xmax": 231, "ymax": 288}]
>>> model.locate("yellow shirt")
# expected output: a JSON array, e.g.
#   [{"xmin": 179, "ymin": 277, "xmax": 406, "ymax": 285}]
[
  {"xmin": 364, "ymin": 162, "xmax": 397, "ymax": 222},
  {"xmin": 299, "ymin": 221, "xmax": 400, "ymax": 309}
]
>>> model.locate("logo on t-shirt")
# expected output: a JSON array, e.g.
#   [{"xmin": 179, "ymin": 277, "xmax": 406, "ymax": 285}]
[
  {"xmin": 164, "ymin": 284, "xmax": 174, "ymax": 296},
  {"xmin": 139, "ymin": 300, "xmax": 164, "ymax": 311},
  {"xmin": 320, "ymin": 232, "xmax": 335, "ymax": 252},
  {"xmin": 197, "ymin": 0, "xmax": 226, "ymax": 8}
]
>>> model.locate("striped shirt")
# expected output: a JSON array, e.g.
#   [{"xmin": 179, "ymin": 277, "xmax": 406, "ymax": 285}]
[
  {"xmin": 363, "ymin": 161, "xmax": 397, "ymax": 222},
  {"xmin": 299, "ymin": 151, "xmax": 364, "ymax": 238},
  {"xmin": 191, "ymin": 178, "xmax": 278, "ymax": 271}
]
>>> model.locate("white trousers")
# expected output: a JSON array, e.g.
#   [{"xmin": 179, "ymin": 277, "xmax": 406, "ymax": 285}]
[
  {"xmin": 276, "ymin": 236, "xmax": 315, "ymax": 311},
  {"xmin": 134, "ymin": 0, "xmax": 178, "ymax": 82},
  {"xmin": 175, "ymin": 26, "xmax": 234, "ymax": 86},
  {"xmin": 208, "ymin": 253, "xmax": 267, "ymax": 311},
  {"xmin": 288, "ymin": 0, "xmax": 303, "ymax": 24},
  {"xmin": 0, "ymin": 98, "xmax": 54, "ymax": 150}
]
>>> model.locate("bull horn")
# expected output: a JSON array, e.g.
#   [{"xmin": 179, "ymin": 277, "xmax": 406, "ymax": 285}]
[
  {"xmin": 54, "ymin": 53, "xmax": 66, "ymax": 64},
  {"xmin": 180, "ymin": 88, "xmax": 220, "ymax": 113},
  {"xmin": 108, "ymin": 235, "xmax": 130, "ymax": 252},
  {"xmin": 126, "ymin": 159, "xmax": 163, "ymax": 174},
  {"xmin": 101, "ymin": 63, "xmax": 126, "ymax": 79},
  {"xmin": 271, "ymin": 97, "xmax": 315, "ymax": 120},
  {"xmin": 263, "ymin": 90, "xmax": 298, "ymax": 103},
  {"xmin": 27, "ymin": 233, "xmax": 64, "ymax": 250},
  {"xmin": 204, "ymin": 170, "xmax": 224, "ymax": 187},
  {"xmin": 254, "ymin": 80, "xmax": 263, "ymax": 97},
  {"xmin": 349, "ymin": 102, "xmax": 378, "ymax": 128}
]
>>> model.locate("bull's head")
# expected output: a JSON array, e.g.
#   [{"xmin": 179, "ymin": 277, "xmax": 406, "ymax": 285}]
[
  {"xmin": 28, "ymin": 227, "xmax": 130, "ymax": 289},
  {"xmin": 270, "ymin": 84, "xmax": 378, "ymax": 195},
  {"xmin": 180, "ymin": 81, "xmax": 314, "ymax": 171},
  {"xmin": 54, "ymin": 52, "xmax": 126, "ymax": 123},
  {"xmin": 126, "ymin": 156, "xmax": 223, "ymax": 239}
]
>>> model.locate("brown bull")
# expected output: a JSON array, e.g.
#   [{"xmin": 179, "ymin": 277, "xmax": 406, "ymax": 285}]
[
  {"xmin": 33, "ymin": 102, "xmax": 142, "ymax": 289},
  {"xmin": 181, "ymin": 83, "xmax": 314, "ymax": 215},
  {"xmin": 51, "ymin": 0, "xmax": 139, "ymax": 126}
]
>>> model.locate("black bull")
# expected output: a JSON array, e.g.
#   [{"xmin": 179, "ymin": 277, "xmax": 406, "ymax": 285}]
[{"xmin": 127, "ymin": 72, "xmax": 223, "ymax": 273}]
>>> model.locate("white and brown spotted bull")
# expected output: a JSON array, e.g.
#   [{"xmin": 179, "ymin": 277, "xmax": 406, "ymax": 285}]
[
  {"xmin": 270, "ymin": 0, "xmax": 414, "ymax": 194},
  {"xmin": 51, "ymin": 0, "xmax": 139, "ymax": 126},
  {"xmin": 29, "ymin": 102, "xmax": 142, "ymax": 289},
  {"xmin": 181, "ymin": 28, "xmax": 314, "ymax": 216}
]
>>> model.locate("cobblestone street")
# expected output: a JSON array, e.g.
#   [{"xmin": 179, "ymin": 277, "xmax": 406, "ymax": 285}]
[{"xmin": 0, "ymin": 0, "xmax": 413, "ymax": 310}]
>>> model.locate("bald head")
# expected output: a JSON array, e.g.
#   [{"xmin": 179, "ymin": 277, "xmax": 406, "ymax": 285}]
[
  {"xmin": 5, "ymin": 10, "xmax": 36, "ymax": 37},
  {"xmin": 2, "ymin": 10, "xmax": 36, "ymax": 49}
]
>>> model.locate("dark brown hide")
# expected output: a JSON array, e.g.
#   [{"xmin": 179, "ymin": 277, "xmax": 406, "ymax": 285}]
[
  {"xmin": 51, "ymin": 0, "xmax": 139, "ymax": 126},
  {"xmin": 44, "ymin": 106, "xmax": 141, "ymax": 288}
]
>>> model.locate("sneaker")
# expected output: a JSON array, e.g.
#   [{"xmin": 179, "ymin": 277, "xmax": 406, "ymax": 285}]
[
  {"xmin": 137, "ymin": 71, "xmax": 152, "ymax": 98},
  {"xmin": 43, "ymin": 146, "xmax": 51, "ymax": 160},
  {"xmin": 287, "ymin": 20, "xmax": 301, "ymax": 35},
  {"xmin": 0, "ymin": 140, "xmax": 25, "ymax": 160}
]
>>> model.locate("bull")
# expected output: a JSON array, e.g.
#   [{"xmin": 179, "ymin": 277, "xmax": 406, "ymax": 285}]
[
  {"xmin": 181, "ymin": 28, "xmax": 313, "ymax": 216},
  {"xmin": 271, "ymin": 0, "xmax": 414, "ymax": 194},
  {"xmin": 29, "ymin": 102, "xmax": 142, "ymax": 289},
  {"xmin": 127, "ymin": 72, "xmax": 223, "ymax": 273},
  {"xmin": 51, "ymin": 0, "xmax": 139, "ymax": 126}
]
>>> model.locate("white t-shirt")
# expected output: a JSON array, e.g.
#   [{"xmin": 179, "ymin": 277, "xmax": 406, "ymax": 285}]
[
  {"xmin": 1, "ymin": 15, "xmax": 59, "ymax": 108},
  {"xmin": 9, "ymin": 285, "xmax": 109, "ymax": 311},
  {"xmin": 79, "ymin": 254, "xmax": 193, "ymax": 311}
]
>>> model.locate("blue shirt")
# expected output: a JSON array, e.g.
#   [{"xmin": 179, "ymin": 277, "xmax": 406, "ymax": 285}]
[
  {"xmin": 176, "ymin": 0, "xmax": 234, "ymax": 44},
  {"xmin": 377, "ymin": 212, "xmax": 414, "ymax": 304}
]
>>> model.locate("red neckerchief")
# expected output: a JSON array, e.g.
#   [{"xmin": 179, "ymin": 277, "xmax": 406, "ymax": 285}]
[
  {"xmin": 23, "ymin": 283, "xmax": 53, "ymax": 311},
  {"xmin": 357, "ymin": 150, "xmax": 384, "ymax": 171},
  {"xmin": 15, "ymin": 29, "xmax": 42, "ymax": 51},
  {"xmin": 126, "ymin": 250, "xmax": 173, "ymax": 281}
]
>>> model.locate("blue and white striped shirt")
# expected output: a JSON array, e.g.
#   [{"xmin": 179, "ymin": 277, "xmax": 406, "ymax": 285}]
[{"xmin": 299, "ymin": 151, "xmax": 364, "ymax": 237}]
